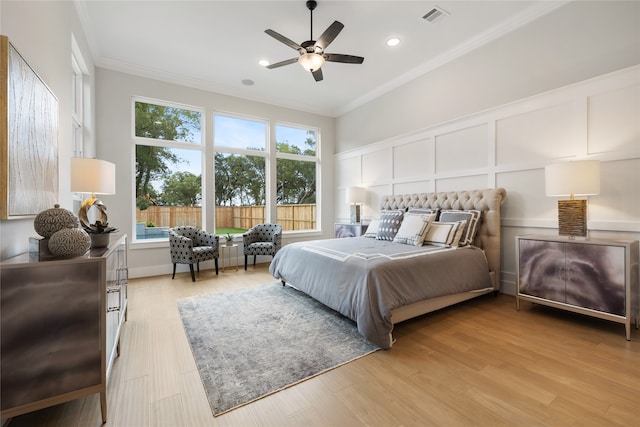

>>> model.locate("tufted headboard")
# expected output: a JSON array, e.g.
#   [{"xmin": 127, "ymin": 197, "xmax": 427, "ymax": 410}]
[{"xmin": 380, "ymin": 188, "xmax": 507, "ymax": 289}]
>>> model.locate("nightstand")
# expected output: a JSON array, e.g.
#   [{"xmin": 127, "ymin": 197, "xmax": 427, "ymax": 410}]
[
  {"xmin": 516, "ymin": 234, "xmax": 639, "ymax": 340},
  {"xmin": 335, "ymin": 223, "xmax": 368, "ymax": 238}
]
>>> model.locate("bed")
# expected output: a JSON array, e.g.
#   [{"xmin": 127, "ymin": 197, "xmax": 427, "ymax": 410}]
[{"xmin": 269, "ymin": 188, "xmax": 507, "ymax": 349}]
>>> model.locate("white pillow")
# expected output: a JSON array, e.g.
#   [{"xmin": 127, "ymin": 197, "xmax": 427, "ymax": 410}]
[
  {"xmin": 392, "ymin": 213, "xmax": 435, "ymax": 246},
  {"xmin": 363, "ymin": 219, "xmax": 380, "ymax": 238},
  {"xmin": 423, "ymin": 220, "xmax": 467, "ymax": 247}
]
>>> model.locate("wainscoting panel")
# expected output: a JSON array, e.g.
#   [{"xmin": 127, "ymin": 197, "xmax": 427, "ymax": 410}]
[
  {"xmin": 591, "ymin": 158, "xmax": 640, "ymax": 224},
  {"xmin": 435, "ymin": 124, "xmax": 488, "ymax": 173},
  {"xmin": 496, "ymin": 169, "xmax": 550, "ymax": 220},
  {"xmin": 362, "ymin": 148, "xmax": 392, "ymax": 184},
  {"xmin": 495, "ymin": 101, "xmax": 582, "ymax": 165},
  {"xmin": 588, "ymin": 85, "xmax": 640, "ymax": 155},
  {"xmin": 335, "ymin": 65, "xmax": 640, "ymax": 293},
  {"xmin": 336, "ymin": 156, "xmax": 362, "ymax": 188},
  {"xmin": 393, "ymin": 138, "xmax": 433, "ymax": 180}
]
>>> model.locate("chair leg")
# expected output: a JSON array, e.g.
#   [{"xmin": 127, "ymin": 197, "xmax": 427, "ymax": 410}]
[
  {"xmin": 189, "ymin": 264, "xmax": 196, "ymax": 282},
  {"xmin": 215, "ymin": 258, "xmax": 219, "ymax": 275},
  {"xmin": 172, "ymin": 264, "xmax": 176, "ymax": 279},
  {"xmin": 253, "ymin": 255, "xmax": 257, "ymax": 266},
  {"xmin": 244, "ymin": 255, "xmax": 248, "ymax": 270},
  {"xmin": 196, "ymin": 262, "xmax": 200, "ymax": 272}
]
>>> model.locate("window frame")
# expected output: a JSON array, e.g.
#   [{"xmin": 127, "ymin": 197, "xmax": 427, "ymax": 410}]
[
  {"xmin": 131, "ymin": 96, "xmax": 206, "ymax": 243},
  {"xmin": 274, "ymin": 121, "xmax": 321, "ymax": 232}
]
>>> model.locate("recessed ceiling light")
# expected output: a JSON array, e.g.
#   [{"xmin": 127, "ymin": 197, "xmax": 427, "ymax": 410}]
[
  {"xmin": 258, "ymin": 59, "xmax": 270, "ymax": 67},
  {"xmin": 386, "ymin": 37, "xmax": 400, "ymax": 47},
  {"xmin": 241, "ymin": 79, "xmax": 255, "ymax": 86}
]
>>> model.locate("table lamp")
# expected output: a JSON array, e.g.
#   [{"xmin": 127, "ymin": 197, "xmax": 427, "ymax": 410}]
[
  {"xmin": 545, "ymin": 160, "xmax": 600, "ymax": 238},
  {"xmin": 71, "ymin": 157, "xmax": 116, "ymax": 229},
  {"xmin": 346, "ymin": 187, "xmax": 366, "ymax": 224}
]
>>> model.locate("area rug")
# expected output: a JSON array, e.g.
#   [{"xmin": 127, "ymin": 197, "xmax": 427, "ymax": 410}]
[{"xmin": 176, "ymin": 282, "xmax": 380, "ymax": 416}]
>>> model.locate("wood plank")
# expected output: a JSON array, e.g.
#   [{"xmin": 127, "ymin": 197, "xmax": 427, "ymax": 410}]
[{"xmin": 6, "ymin": 267, "xmax": 640, "ymax": 427}]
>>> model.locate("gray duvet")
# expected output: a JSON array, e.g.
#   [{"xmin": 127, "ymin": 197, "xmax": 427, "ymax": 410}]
[{"xmin": 269, "ymin": 237, "xmax": 493, "ymax": 349}]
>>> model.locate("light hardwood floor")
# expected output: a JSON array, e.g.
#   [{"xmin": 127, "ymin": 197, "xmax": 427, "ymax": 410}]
[{"xmin": 6, "ymin": 264, "xmax": 640, "ymax": 427}]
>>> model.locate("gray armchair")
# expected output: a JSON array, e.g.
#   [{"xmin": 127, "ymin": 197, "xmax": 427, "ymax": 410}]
[
  {"xmin": 169, "ymin": 226, "xmax": 219, "ymax": 281},
  {"xmin": 242, "ymin": 223, "xmax": 282, "ymax": 270}
]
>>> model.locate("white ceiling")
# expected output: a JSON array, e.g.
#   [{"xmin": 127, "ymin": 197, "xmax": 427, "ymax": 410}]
[{"xmin": 75, "ymin": 0, "xmax": 568, "ymax": 117}]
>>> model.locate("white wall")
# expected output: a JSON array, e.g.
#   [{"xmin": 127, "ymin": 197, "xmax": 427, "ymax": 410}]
[
  {"xmin": 95, "ymin": 69, "xmax": 336, "ymax": 278},
  {"xmin": 333, "ymin": 1, "xmax": 640, "ymax": 295},
  {"xmin": 0, "ymin": 0, "xmax": 96, "ymax": 260},
  {"xmin": 336, "ymin": 1, "xmax": 640, "ymax": 151},
  {"xmin": 334, "ymin": 67, "xmax": 640, "ymax": 295}
]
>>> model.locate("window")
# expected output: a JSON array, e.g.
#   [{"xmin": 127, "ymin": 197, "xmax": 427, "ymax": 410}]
[
  {"xmin": 275, "ymin": 124, "xmax": 318, "ymax": 231},
  {"xmin": 71, "ymin": 34, "xmax": 90, "ymax": 214},
  {"xmin": 133, "ymin": 98, "xmax": 204, "ymax": 241},
  {"xmin": 71, "ymin": 54, "xmax": 83, "ymax": 158},
  {"xmin": 214, "ymin": 114, "xmax": 267, "ymax": 234}
]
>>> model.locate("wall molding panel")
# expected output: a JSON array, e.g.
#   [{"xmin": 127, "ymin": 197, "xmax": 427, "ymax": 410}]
[{"xmin": 335, "ymin": 65, "xmax": 640, "ymax": 293}]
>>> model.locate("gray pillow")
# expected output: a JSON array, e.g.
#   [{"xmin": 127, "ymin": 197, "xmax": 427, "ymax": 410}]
[
  {"xmin": 376, "ymin": 210, "xmax": 404, "ymax": 241},
  {"xmin": 439, "ymin": 210, "xmax": 482, "ymax": 246}
]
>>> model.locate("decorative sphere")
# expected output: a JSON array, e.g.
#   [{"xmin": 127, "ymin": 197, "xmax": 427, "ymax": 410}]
[
  {"xmin": 34, "ymin": 204, "xmax": 79, "ymax": 238},
  {"xmin": 48, "ymin": 228, "xmax": 91, "ymax": 258}
]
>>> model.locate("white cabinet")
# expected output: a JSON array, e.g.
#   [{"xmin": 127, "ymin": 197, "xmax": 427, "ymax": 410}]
[{"xmin": 516, "ymin": 235, "xmax": 639, "ymax": 339}]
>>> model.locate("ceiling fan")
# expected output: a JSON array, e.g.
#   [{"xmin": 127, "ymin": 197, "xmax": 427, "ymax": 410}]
[{"xmin": 264, "ymin": 0, "xmax": 364, "ymax": 82}]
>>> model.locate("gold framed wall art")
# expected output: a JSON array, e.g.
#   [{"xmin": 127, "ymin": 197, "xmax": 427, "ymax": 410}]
[{"xmin": 1, "ymin": 35, "xmax": 58, "ymax": 219}]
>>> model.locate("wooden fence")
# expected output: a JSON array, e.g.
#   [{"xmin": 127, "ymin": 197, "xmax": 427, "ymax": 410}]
[{"xmin": 136, "ymin": 204, "xmax": 316, "ymax": 231}]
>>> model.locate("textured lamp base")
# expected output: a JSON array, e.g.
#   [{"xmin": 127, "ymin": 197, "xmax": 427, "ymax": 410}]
[{"xmin": 558, "ymin": 199, "xmax": 587, "ymax": 237}]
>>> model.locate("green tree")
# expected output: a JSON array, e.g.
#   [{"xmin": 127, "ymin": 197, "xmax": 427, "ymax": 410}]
[
  {"xmin": 276, "ymin": 131, "xmax": 316, "ymax": 204},
  {"xmin": 160, "ymin": 172, "xmax": 201, "ymax": 206},
  {"xmin": 134, "ymin": 102, "xmax": 201, "ymax": 209},
  {"xmin": 215, "ymin": 154, "xmax": 265, "ymax": 206}
]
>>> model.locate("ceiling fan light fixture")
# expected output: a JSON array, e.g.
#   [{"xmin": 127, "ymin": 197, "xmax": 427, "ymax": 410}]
[{"xmin": 299, "ymin": 52, "xmax": 325, "ymax": 72}]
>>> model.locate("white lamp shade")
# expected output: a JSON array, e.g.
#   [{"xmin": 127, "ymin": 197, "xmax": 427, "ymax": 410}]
[
  {"xmin": 346, "ymin": 187, "xmax": 366, "ymax": 204},
  {"xmin": 545, "ymin": 160, "xmax": 600, "ymax": 197},
  {"xmin": 71, "ymin": 157, "xmax": 116, "ymax": 194}
]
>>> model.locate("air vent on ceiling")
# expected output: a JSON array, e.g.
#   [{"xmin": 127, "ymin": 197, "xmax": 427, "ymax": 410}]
[{"xmin": 423, "ymin": 6, "xmax": 449, "ymax": 23}]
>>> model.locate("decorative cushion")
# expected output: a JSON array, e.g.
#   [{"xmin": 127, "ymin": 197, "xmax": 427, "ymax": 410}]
[
  {"xmin": 407, "ymin": 207, "xmax": 440, "ymax": 218},
  {"xmin": 363, "ymin": 219, "xmax": 380, "ymax": 238},
  {"xmin": 439, "ymin": 210, "xmax": 482, "ymax": 246},
  {"xmin": 392, "ymin": 213, "xmax": 435, "ymax": 246},
  {"xmin": 423, "ymin": 220, "xmax": 467, "ymax": 247},
  {"xmin": 376, "ymin": 210, "xmax": 404, "ymax": 241}
]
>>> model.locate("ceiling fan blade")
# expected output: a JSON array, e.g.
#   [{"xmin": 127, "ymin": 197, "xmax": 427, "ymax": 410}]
[
  {"xmin": 324, "ymin": 53, "xmax": 365, "ymax": 64},
  {"xmin": 265, "ymin": 29, "xmax": 304, "ymax": 52},
  {"xmin": 312, "ymin": 68, "xmax": 323, "ymax": 82},
  {"xmin": 315, "ymin": 21, "xmax": 344, "ymax": 50},
  {"xmin": 266, "ymin": 57, "xmax": 299, "ymax": 69}
]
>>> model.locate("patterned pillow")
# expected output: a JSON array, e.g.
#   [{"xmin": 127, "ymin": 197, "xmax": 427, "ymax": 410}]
[
  {"xmin": 407, "ymin": 207, "xmax": 440, "ymax": 218},
  {"xmin": 392, "ymin": 213, "xmax": 436, "ymax": 246},
  {"xmin": 439, "ymin": 210, "xmax": 482, "ymax": 246},
  {"xmin": 376, "ymin": 210, "xmax": 404, "ymax": 241},
  {"xmin": 423, "ymin": 220, "xmax": 467, "ymax": 247},
  {"xmin": 363, "ymin": 219, "xmax": 380, "ymax": 238}
]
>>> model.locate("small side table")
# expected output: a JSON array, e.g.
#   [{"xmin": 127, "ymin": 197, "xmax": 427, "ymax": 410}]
[{"xmin": 220, "ymin": 244, "xmax": 239, "ymax": 272}]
